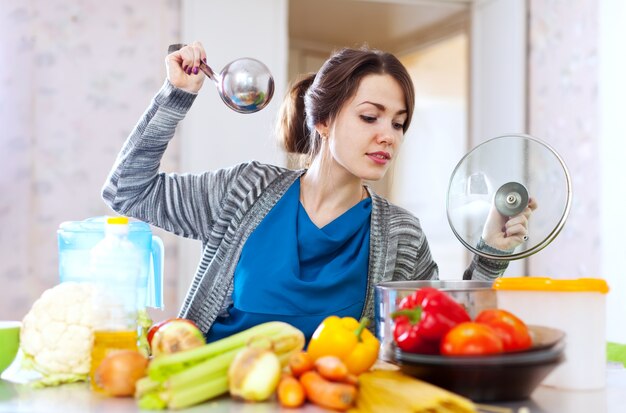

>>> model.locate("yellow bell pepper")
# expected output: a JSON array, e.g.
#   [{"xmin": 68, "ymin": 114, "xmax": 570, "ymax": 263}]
[{"xmin": 307, "ymin": 316, "xmax": 380, "ymax": 375}]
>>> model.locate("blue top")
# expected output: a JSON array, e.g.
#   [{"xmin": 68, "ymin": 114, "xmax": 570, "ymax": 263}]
[{"xmin": 205, "ymin": 179, "xmax": 372, "ymax": 342}]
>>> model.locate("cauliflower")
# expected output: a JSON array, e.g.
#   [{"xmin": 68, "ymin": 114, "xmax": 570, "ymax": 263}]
[{"xmin": 20, "ymin": 282, "xmax": 96, "ymax": 386}]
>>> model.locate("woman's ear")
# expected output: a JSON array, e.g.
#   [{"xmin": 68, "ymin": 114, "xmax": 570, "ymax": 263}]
[{"xmin": 314, "ymin": 122, "xmax": 329, "ymax": 139}]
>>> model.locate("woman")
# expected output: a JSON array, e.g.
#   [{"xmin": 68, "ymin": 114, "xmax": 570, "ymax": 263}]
[{"xmin": 103, "ymin": 42, "xmax": 533, "ymax": 341}]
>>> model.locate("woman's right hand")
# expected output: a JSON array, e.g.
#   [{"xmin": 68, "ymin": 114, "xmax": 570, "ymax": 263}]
[
  {"xmin": 481, "ymin": 197, "xmax": 537, "ymax": 252},
  {"xmin": 165, "ymin": 41, "xmax": 207, "ymax": 94}
]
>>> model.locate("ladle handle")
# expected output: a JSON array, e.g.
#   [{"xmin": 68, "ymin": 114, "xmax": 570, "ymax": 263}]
[{"xmin": 167, "ymin": 43, "xmax": 220, "ymax": 83}]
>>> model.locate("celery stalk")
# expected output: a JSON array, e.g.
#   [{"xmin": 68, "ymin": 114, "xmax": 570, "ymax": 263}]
[
  {"xmin": 138, "ymin": 393, "xmax": 167, "ymax": 410},
  {"xmin": 135, "ymin": 376, "xmax": 161, "ymax": 398},
  {"xmin": 166, "ymin": 375, "xmax": 229, "ymax": 410},
  {"xmin": 137, "ymin": 353, "xmax": 231, "ymax": 409},
  {"xmin": 268, "ymin": 331, "xmax": 306, "ymax": 356},
  {"xmin": 148, "ymin": 321, "xmax": 299, "ymax": 381},
  {"xmin": 166, "ymin": 348, "xmax": 238, "ymax": 391}
]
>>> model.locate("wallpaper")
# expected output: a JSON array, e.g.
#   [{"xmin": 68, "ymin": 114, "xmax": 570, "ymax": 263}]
[
  {"xmin": 528, "ymin": 0, "xmax": 600, "ymax": 277},
  {"xmin": 0, "ymin": 0, "xmax": 182, "ymax": 320}
]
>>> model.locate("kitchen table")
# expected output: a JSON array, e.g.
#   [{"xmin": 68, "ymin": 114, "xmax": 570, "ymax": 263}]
[{"xmin": 2, "ymin": 364, "xmax": 625, "ymax": 413}]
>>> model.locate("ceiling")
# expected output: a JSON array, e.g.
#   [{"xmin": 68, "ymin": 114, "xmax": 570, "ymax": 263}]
[{"xmin": 289, "ymin": 0, "xmax": 470, "ymax": 51}]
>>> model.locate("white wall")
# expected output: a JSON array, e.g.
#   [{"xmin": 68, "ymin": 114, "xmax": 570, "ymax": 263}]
[
  {"xmin": 599, "ymin": 0, "xmax": 626, "ymax": 343},
  {"xmin": 393, "ymin": 35, "xmax": 470, "ymax": 279},
  {"xmin": 471, "ymin": 0, "xmax": 527, "ymax": 275},
  {"xmin": 177, "ymin": 0, "xmax": 288, "ymax": 303},
  {"xmin": 471, "ymin": 0, "xmax": 527, "ymax": 143}
]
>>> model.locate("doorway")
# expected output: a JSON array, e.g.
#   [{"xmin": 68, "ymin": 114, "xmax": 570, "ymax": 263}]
[
  {"xmin": 393, "ymin": 33, "xmax": 470, "ymax": 278},
  {"xmin": 288, "ymin": 0, "xmax": 472, "ymax": 277}
]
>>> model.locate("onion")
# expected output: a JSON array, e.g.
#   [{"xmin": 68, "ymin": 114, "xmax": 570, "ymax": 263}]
[
  {"xmin": 151, "ymin": 319, "xmax": 205, "ymax": 356},
  {"xmin": 228, "ymin": 346, "xmax": 281, "ymax": 402},
  {"xmin": 95, "ymin": 350, "xmax": 148, "ymax": 397}
]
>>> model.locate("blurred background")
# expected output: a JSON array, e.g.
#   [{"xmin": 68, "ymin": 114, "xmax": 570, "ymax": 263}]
[{"xmin": 1, "ymin": 0, "xmax": 624, "ymax": 341}]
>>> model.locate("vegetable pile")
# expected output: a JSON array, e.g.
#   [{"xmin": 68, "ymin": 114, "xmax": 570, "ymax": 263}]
[
  {"xmin": 274, "ymin": 315, "xmax": 381, "ymax": 411},
  {"xmin": 391, "ymin": 287, "xmax": 533, "ymax": 356},
  {"xmin": 19, "ymin": 283, "xmax": 531, "ymax": 411},
  {"xmin": 135, "ymin": 321, "xmax": 305, "ymax": 409}
]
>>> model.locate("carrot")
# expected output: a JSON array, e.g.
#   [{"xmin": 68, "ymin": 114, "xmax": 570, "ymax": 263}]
[
  {"xmin": 314, "ymin": 355, "xmax": 349, "ymax": 382},
  {"xmin": 277, "ymin": 375, "xmax": 306, "ymax": 408},
  {"xmin": 299, "ymin": 371, "xmax": 357, "ymax": 412},
  {"xmin": 342, "ymin": 373, "xmax": 359, "ymax": 386},
  {"xmin": 288, "ymin": 351, "xmax": 314, "ymax": 378}
]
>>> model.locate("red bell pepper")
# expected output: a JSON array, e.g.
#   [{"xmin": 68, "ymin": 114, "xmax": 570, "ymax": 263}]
[{"xmin": 391, "ymin": 287, "xmax": 471, "ymax": 354}]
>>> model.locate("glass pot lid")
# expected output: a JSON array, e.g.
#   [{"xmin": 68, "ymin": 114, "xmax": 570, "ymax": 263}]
[{"xmin": 446, "ymin": 134, "xmax": 572, "ymax": 260}]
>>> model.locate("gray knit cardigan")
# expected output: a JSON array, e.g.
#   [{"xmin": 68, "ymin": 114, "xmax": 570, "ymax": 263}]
[{"xmin": 102, "ymin": 80, "xmax": 508, "ymax": 334}]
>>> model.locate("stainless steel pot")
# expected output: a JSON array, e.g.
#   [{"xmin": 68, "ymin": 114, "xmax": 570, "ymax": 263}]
[{"xmin": 374, "ymin": 280, "xmax": 496, "ymax": 361}]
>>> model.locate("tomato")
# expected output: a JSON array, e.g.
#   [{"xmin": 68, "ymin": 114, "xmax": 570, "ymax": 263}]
[
  {"xmin": 475, "ymin": 309, "xmax": 532, "ymax": 352},
  {"xmin": 440, "ymin": 322, "xmax": 504, "ymax": 356}
]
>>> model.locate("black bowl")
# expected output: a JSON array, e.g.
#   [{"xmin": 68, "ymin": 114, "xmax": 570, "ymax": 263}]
[{"xmin": 392, "ymin": 326, "xmax": 566, "ymax": 402}]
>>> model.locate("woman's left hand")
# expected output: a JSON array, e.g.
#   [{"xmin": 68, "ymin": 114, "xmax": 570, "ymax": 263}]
[{"xmin": 481, "ymin": 197, "xmax": 538, "ymax": 252}]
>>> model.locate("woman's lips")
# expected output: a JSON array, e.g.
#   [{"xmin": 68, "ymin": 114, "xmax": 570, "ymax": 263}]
[{"xmin": 366, "ymin": 152, "xmax": 391, "ymax": 165}]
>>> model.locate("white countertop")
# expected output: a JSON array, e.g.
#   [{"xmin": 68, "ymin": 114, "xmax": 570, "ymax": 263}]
[{"xmin": 2, "ymin": 363, "xmax": 625, "ymax": 413}]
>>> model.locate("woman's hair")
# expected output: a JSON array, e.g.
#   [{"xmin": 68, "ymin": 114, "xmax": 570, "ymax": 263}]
[{"xmin": 277, "ymin": 47, "xmax": 415, "ymax": 159}]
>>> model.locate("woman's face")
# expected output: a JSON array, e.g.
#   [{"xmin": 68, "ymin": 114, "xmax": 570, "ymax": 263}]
[{"xmin": 320, "ymin": 74, "xmax": 408, "ymax": 182}]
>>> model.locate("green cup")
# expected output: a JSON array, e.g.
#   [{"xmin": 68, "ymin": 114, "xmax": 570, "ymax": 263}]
[{"xmin": 0, "ymin": 322, "xmax": 21, "ymax": 375}]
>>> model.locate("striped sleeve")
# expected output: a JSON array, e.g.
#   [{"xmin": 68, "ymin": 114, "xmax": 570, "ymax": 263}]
[
  {"xmin": 101, "ymin": 80, "xmax": 244, "ymax": 241},
  {"xmin": 388, "ymin": 206, "xmax": 439, "ymax": 281},
  {"xmin": 463, "ymin": 239, "xmax": 509, "ymax": 280}
]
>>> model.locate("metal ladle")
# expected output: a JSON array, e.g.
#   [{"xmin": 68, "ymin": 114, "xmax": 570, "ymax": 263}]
[{"xmin": 168, "ymin": 44, "xmax": 275, "ymax": 114}]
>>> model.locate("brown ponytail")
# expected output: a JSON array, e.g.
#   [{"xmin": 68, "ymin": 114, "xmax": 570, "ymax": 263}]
[{"xmin": 277, "ymin": 73, "xmax": 316, "ymax": 155}]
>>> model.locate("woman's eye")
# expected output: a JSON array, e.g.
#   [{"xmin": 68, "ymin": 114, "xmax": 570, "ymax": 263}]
[
  {"xmin": 360, "ymin": 115, "xmax": 377, "ymax": 123},
  {"xmin": 393, "ymin": 122, "xmax": 405, "ymax": 130}
]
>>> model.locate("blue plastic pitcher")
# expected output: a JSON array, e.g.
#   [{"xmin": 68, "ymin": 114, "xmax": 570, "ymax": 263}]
[{"xmin": 57, "ymin": 217, "xmax": 163, "ymax": 309}]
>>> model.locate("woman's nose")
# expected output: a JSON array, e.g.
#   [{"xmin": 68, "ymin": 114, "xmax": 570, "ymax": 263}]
[{"xmin": 376, "ymin": 127, "xmax": 396, "ymax": 146}]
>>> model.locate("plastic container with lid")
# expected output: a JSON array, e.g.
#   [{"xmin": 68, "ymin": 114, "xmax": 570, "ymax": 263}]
[
  {"xmin": 493, "ymin": 277, "xmax": 610, "ymax": 390},
  {"xmin": 57, "ymin": 216, "xmax": 163, "ymax": 308}
]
